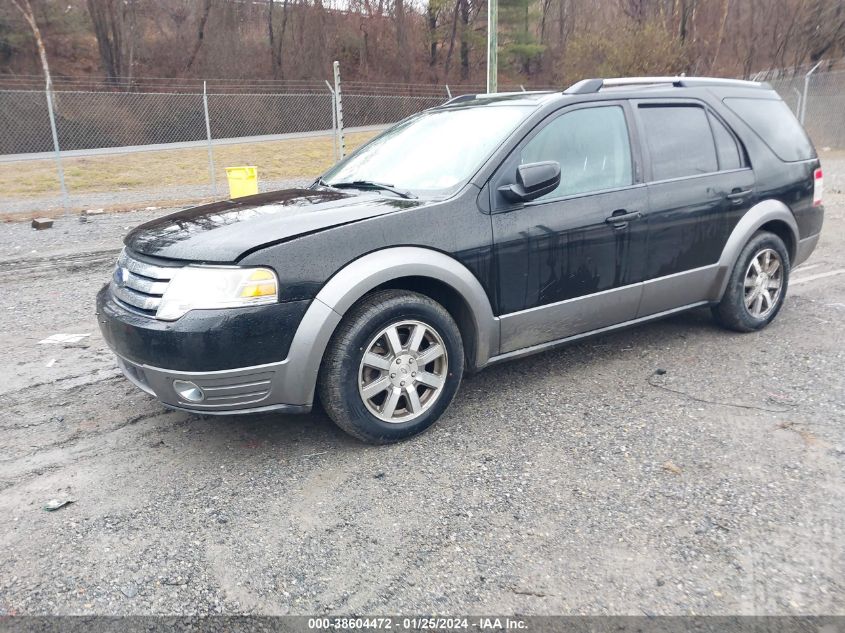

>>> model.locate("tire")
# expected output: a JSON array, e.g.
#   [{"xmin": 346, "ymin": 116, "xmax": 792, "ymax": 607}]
[
  {"xmin": 317, "ymin": 289, "xmax": 464, "ymax": 444},
  {"xmin": 712, "ymin": 230, "xmax": 790, "ymax": 332}
]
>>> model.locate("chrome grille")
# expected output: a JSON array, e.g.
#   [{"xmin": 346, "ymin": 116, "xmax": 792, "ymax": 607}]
[{"xmin": 110, "ymin": 249, "xmax": 181, "ymax": 316}]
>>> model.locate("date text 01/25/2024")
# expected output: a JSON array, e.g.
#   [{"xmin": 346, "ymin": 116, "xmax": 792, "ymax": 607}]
[{"xmin": 307, "ymin": 616, "xmax": 527, "ymax": 630}]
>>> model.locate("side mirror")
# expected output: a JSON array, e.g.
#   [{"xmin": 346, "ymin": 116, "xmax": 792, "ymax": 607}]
[{"xmin": 498, "ymin": 161, "xmax": 561, "ymax": 203}]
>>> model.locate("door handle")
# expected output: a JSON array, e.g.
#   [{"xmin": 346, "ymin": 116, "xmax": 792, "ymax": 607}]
[
  {"xmin": 605, "ymin": 210, "xmax": 642, "ymax": 226},
  {"xmin": 727, "ymin": 188, "xmax": 752, "ymax": 204}
]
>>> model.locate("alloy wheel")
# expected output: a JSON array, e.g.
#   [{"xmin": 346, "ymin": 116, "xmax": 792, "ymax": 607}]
[
  {"xmin": 743, "ymin": 248, "xmax": 784, "ymax": 319},
  {"xmin": 358, "ymin": 320, "xmax": 448, "ymax": 423}
]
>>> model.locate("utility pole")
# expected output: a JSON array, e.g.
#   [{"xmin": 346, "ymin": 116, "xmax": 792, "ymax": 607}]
[{"xmin": 486, "ymin": 0, "xmax": 498, "ymax": 94}]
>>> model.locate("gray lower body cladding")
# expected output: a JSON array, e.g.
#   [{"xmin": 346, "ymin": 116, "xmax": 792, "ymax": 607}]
[{"xmin": 116, "ymin": 354, "xmax": 310, "ymax": 414}]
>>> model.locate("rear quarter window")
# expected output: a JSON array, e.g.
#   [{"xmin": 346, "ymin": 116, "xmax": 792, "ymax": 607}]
[{"xmin": 723, "ymin": 97, "xmax": 815, "ymax": 162}]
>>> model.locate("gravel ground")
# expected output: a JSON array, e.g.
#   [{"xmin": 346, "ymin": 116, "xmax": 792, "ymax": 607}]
[{"xmin": 0, "ymin": 169, "xmax": 843, "ymax": 616}]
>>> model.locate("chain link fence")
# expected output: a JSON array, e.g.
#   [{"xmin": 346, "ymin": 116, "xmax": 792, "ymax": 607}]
[
  {"xmin": 766, "ymin": 68, "xmax": 845, "ymax": 151},
  {"xmin": 1, "ymin": 69, "xmax": 841, "ymax": 218},
  {"xmin": 0, "ymin": 80, "xmax": 468, "ymax": 216}
]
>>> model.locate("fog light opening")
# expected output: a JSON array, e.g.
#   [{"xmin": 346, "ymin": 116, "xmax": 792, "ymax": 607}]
[{"xmin": 173, "ymin": 380, "xmax": 205, "ymax": 403}]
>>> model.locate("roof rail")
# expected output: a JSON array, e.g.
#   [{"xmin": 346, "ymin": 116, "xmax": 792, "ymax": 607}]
[
  {"xmin": 443, "ymin": 94, "xmax": 477, "ymax": 105},
  {"xmin": 564, "ymin": 76, "xmax": 770, "ymax": 94}
]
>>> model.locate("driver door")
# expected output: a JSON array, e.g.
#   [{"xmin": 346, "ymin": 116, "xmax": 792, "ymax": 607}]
[{"xmin": 491, "ymin": 102, "xmax": 649, "ymax": 354}]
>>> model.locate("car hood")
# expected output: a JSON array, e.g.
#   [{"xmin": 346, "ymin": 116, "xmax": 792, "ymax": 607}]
[{"xmin": 124, "ymin": 188, "xmax": 424, "ymax": 262}]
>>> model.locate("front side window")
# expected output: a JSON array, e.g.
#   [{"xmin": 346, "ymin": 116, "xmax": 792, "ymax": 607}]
[
  {"xmin": 639, "ymin": 105, "xmax": 718, "ymax": 180},
  {"xmin": 323, "ymin": 104, "xmax": 532, "ymax": 197},
  {"xmin": 520, "ymin": 105, "xmax": 633, "ymax": 200}
]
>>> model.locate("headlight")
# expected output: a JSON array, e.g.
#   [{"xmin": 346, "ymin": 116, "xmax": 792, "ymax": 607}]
[{"xmin": 156, "ymin": 266, "xmax": 278, "ymax": 321}]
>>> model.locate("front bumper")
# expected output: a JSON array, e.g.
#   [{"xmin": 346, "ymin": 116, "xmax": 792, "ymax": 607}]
[
  {"xmin": 115, "ymin": 354, "xmax": 310, "ymax": 414},
  {"xmin": 96, "ymin": 285, "xmax": 310, "ymax": 371},
  {"xmin": 97, "ymin": 285, "xmax": 341, "ymax": 413}
]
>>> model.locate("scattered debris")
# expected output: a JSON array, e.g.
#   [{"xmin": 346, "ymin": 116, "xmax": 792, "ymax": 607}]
[
  {"xmin": 31, "ymin": 218, "xmax": 53, "ymax": 230},
  {"xmin": 43, "ymin": 498, "xmax": 75, "ymax": 512},
  {"xmin": 120, "ymin": 584, "xmax": 138, "ymax": 599},
  {"xmin": 145, "ymin": 206, "xmax": 160, "ymax": 211},
  {"xmin": 647, "ymin": 369, "xmax": 793, "ymax": 413},
  {"xmin": 662, "ymin": 460, "xmax": 683, "ymax": 475},
  {"xmin": 775, "ymin": 421, "xmax": 817, "ymax": 445},
  {"xmin": 511, "ymin": 586, "xmax": 555, "ymax": 597},
  {"xmin": 83, "ymin": 209, "xmax": 105, "ymax": 216},
  {"xmin": 38, "ymin": 333, "xmax": 90, "ymax": 345},
  {"xmin": 374, "ymin": 471, "xmax": 386, "ymax": 479},
  {"xmin": 45, "ymin": 358, "xmax": 56, "ymax": 368}
]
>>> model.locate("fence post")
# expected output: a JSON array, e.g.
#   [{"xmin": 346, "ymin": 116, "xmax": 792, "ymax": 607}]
[
  {"xmin": 202, "ymin": 81, "xmax": 217, "ymax": 195},
  {"xmin": 333, "ymin": 61, "xmax": 345, "ymax": 159},
  {"xmin": 44, "ymin": 83, "xmax": 69, "ymax": 214},
  {"xmin": 800, "ymin": 60, "xmax": 823, "ymax": 125},
  {"xmin": 325, "ymin": 80, "xmax": 338, "ymax": 162},
  {"xmin": 445, "ymin": 84, "xmax": 452, "ymax": 99}
]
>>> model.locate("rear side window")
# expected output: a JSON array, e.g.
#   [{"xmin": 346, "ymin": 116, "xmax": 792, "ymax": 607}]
[
  {"xmin": 723, "ymin": 97, "xmax": 814, "ymax": 162},
  {"xmin": 709, "ymin": 113, "xmax": 744, "ymax": 170},
  {"xmin": 639, "ymin": 105, "xmax": 718, "ymax": 180}
]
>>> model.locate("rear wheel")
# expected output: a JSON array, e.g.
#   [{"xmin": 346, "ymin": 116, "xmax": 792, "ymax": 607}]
[
  {"xmin": 712, "ymin": 230, "xmax": 790, "ymax": 332},
  {"xmin": 317, "ymin": 290, "xmax": 464, "ymax": 444}
]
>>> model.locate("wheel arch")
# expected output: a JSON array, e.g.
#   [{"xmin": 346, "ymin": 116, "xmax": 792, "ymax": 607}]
[
  {"xmin": 369, "ymin": 275, "xmax": 482, "ymax": 373},
  {"xmin": 714, "ymin": 199, "xmax": 799, "ymax": 300},
  {"xmin": 282, "ymin": 247, "xmax": 499, "ymax": 407},
  {"xmin": 316, "ymin": 247, "xmax": 498, "ymax": 368}
]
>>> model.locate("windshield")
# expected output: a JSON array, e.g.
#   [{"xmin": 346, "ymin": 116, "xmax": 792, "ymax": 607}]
[{"xmin": 322, "ymin": 104, "xmax": 533, "ymax": 197}]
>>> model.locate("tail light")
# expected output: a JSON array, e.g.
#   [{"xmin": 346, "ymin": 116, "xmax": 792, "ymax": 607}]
[{"xmin": 813, "ymin": 168, "xmax": 823, "ymax": 206}]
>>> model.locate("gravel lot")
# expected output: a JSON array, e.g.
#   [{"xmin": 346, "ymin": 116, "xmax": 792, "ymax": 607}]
[{"xmin": 1, "ymin": 162, "xmax": 843, "ymax": 616}]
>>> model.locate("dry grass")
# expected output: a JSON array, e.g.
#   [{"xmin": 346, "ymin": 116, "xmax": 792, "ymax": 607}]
[{"xmin": 1, "ymin": 131, "xmax": 377, "ymax": 199}]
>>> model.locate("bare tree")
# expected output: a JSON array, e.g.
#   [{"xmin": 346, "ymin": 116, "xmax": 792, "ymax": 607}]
[
  {"xmin": 427, "ymin": 0, "xmax": 440, "ymax": 68},
  {"xmin": 619, "ymin": 0, "xmax": 653, "ymax": 23},
  {"xmin": 85, "ymin": 0, "xmax": 137, "ymax": 84},
  {"xmin": 6, "ymin": 0, "xmax": 845, "ymax": 90},
  {"xmin": 8, "ymin": 0, "xmax": 53, "ymax": 87},
  {"xmin": 800, "ymin": 0, "xmax": 845, "ymax": 63},
  {"xmin": 268, "ymin": 0, "xmax": 290, "ymax": 79},
  {"xmin": 459, "ymin": 0, "xmax": 469, "ymax": 80},
  {"xmin": 443, "ymin": 0, "xmax": 460, "ymax": 78},
  {"xmin": 185, "ymin": 0, "xmax": 213, "ymax": 71},
  {"xmin": 709, "ymin": 0, "xmax": 731, "ymax": 72},
  {"xmin": 394, "ymin": 0, "xmax": 411, "ymax": 82}
]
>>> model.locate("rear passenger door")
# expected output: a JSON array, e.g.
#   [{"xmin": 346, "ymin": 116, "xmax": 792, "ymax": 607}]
[{"xmin": 633, "ymin": 100, "xmax": 755, "ymax": 316}]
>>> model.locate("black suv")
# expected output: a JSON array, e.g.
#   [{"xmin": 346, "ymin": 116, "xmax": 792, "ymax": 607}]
[{"xmin": 97, "ymin": 76, "xmax": 824, "ymax": 443}]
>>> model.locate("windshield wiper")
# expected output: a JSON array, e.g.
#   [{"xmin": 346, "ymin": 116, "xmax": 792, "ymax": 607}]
[{"xmin": 325, "ymin": 180, "xmax": 417, "ymax": 199}]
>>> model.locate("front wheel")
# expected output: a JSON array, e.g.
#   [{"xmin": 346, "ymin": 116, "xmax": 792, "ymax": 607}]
[
  {"xmin": 317, "ymin": 289, "xmax": 464, "ymax": 444},
  {"xmin": 712, "ymin": 230, "xmax": 790, "ymax": 332}
]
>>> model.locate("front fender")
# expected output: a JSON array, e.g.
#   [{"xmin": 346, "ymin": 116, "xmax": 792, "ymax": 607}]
[{"xmin": 282, "ymin": 247, "xmax": 498, "ymax": 406}]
